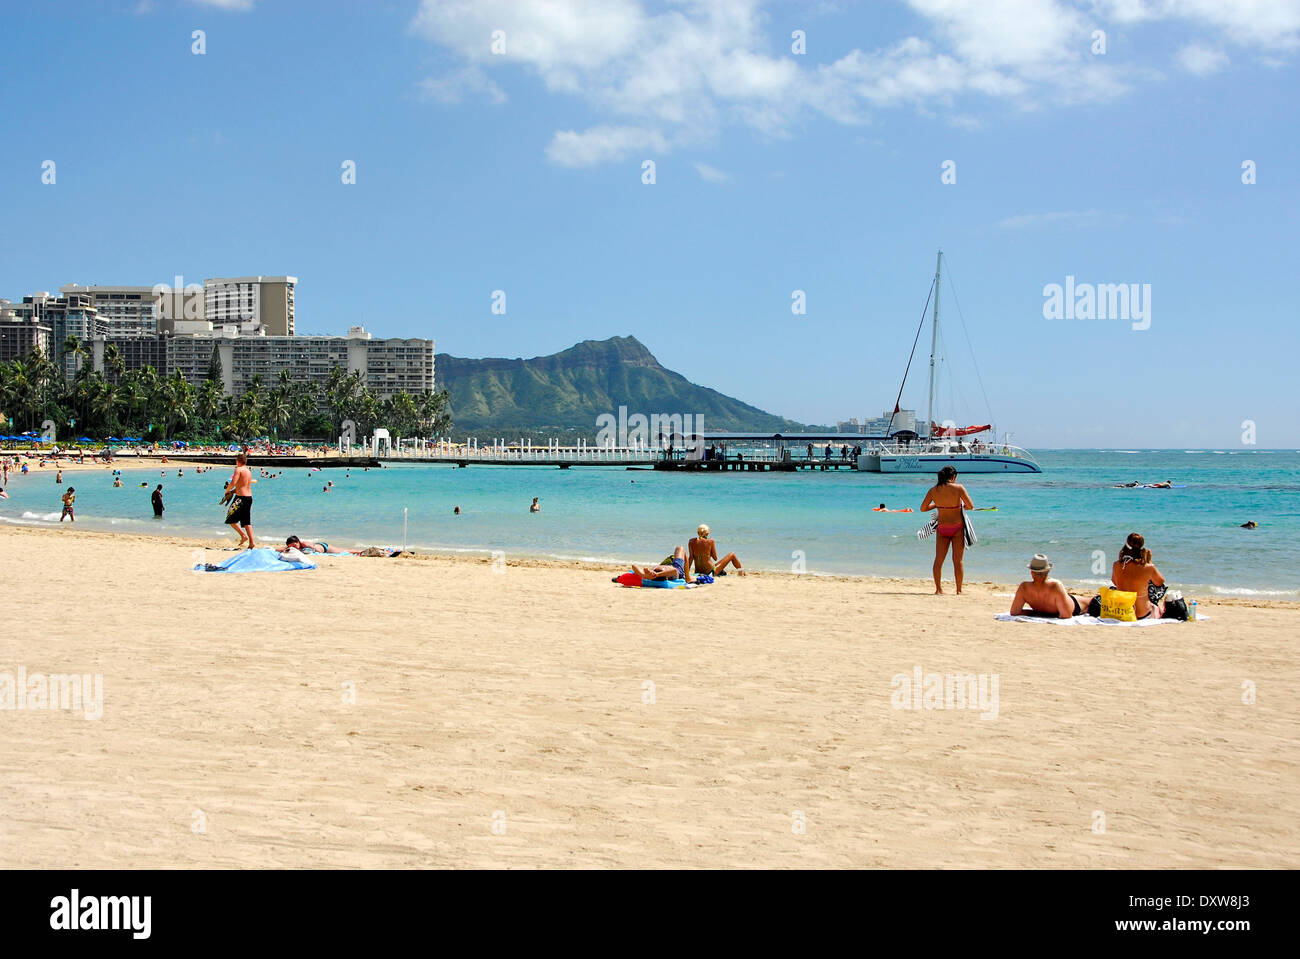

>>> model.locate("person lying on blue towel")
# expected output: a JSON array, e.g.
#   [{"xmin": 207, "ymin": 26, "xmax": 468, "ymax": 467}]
[{"xmin": 625, "ymin": 546, "xmax": 693, "ymax": 583}]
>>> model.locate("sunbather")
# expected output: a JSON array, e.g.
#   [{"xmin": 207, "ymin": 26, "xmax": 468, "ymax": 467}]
[
  {"xmin": 1010, "ymin": 554, "xmax": 1087, "ymax": 619},
  {"xmin": 688, "ymin": 524, "xmax": 744, "ymax": 576},
  {"xmin": 623, "ymin": 546, "xmax": 692, "ymax": 583},
  {"xmin": 1102, "ymin": 532, "xmax": 1167, "ymax": 619},
  {"xmin": 279, "ymin": 535, "xmax": 354, "ymax": 555}
]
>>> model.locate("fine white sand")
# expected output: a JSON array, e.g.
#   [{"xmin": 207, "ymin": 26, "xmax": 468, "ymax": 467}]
[{"xmin": 1, "ymin": 524, "xmax": 1296, "ymax": 868}]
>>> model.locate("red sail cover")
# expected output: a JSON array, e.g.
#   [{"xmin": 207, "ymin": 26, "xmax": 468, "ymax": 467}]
[{"xmin": 931, "ymin": 422, "xmax": 992, "ymax": 437}]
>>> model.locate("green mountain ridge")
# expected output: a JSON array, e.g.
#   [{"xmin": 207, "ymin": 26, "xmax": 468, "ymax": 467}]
[{"xmin": 436, "ymin": 335, "xmax": 822, "ymax": 436}]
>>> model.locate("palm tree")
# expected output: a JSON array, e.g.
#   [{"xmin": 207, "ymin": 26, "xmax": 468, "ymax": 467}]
[
  {"xmin": 103, "ymin": 343, "xmax": 125, "ymax": 385},
  {"xmin": 0, "ymin": 354, "xmax": 455, "ymax": 444},
  {"xmin": 196, "ymin": 379, "xmax": 223, "ymax": 435},
  {"xmin": 417, "ymin": 389, "xmax": 452, "ymax": 437},
  {"xmin": 160, "ymin": 371, "xmax": 195, "ymax": 438},
  {"xmin": 263, "ymin": 388, "xmax": 290, "ymax": 440},
  {"xmin": 0, "ymin": 360, "xmax": 33, "ymax": 430},
  {"xmin": 89, "ymin": 379, "xmax": 121, "ymax": 436},
  {"xmin": 121, "ymin": 369, "xmax": 150, "ymax": 433}
]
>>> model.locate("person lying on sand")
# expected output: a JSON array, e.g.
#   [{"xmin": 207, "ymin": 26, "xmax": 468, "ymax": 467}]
[
  {"xmin": 279, "ymin": 535, "xmax": 356, "ymax": 555},
  {"xmin": 688, "ymin": 524, "xmax": 744, "ymax": 576},
  {"xmin": 1010, "ymin": 554, "xmax": 1088, "ymax": 619},
  {"xmin": 278, "ymin": 536, "xmax": 402, "ymax": 557},
  {"xmin": 620, "ymin": 546, "xmax": 693, "ymax": 583}
]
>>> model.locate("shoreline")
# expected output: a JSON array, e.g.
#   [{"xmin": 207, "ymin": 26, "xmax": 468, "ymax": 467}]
[
  {"xmin": 0, "ymin": 522, "xmax": 1291, "ymax": 610},
  {"xmin": 4, "ymin": 454, "xmax": 1296, "ymax": 602}
]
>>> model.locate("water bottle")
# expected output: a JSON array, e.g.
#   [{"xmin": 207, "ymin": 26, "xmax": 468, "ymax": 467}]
[{"xmin": 1188, "ymin": 599, "xmax": 1197, "ymax": 623}]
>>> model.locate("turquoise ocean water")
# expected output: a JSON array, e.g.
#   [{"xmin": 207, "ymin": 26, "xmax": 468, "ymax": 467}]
[{"xmin": 4, "ymin": 449, "xmax": 1298, "ymax": 600}]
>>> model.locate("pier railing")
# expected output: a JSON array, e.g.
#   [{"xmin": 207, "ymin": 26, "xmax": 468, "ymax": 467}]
[{"xmin": 368, "ymin": 443, "xmax": 864, "ymax": 469}]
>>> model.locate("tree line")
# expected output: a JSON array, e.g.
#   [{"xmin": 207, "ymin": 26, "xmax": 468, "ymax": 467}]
[{"xmin": 0, "ymin": 336, "xmax": 453, "ymax": 442}]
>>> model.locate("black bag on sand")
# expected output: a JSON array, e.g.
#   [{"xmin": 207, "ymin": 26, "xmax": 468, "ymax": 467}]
[{"xmin": 1161, "ymin": 590, "xmax": 1188, "ymax": 621}]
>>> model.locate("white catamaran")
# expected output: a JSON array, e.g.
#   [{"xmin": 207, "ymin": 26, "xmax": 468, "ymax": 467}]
[{"xmin": 857, "ymin": 251, "xmax": 1042, "ymax": 474}]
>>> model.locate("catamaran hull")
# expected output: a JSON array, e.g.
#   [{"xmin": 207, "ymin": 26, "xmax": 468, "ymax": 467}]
[{"xmin": 876, "ymin": 453, "xmax": 1041, "ymax": 474}]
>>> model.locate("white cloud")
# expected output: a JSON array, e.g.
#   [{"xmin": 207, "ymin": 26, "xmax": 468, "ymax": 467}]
[
  {"xmin": 910, "ymin": 0, "xmax": 1088, "ymax": 69},
  {"xmin": 694, "ymin": 162, "xmax": 728, "ymax": 182},
  {"xmin": 1092, "ymin": 0, "xmax": 1300, "ymax": 51},
  {"xmin": 190, "ymin": 0, "xmax": 255, "ymax": 9},
  {"xmin": 409, "ymin": 0, "xmax": 1293, "ymax": 166},
  {"xmin": 419, "ymin": 66, "xmax": 506, "ymax": 105},
  {"xmin": 996, "ymin": 209, "xmax": 1109, "ymax": 228},
  {"xmin": 1176, "ymin": 42, "xmax": 1230, "ymax": 74},
  {"xmin": 545, "ymin": 125, "xmax": 668, "ymax": 167}
]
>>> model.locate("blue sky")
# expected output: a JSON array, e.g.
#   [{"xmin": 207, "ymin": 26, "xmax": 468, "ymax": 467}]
[{"xmin": 1, "ymin": 0, "xmax": 1296, "ymax": 447}]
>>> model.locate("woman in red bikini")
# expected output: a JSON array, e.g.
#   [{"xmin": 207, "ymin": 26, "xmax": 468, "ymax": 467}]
[{"xmin": 920, "ymin": 466, "xmax": 974, "ymax": 594}]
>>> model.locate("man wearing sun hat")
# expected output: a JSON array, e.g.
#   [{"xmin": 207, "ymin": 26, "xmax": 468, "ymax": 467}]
[{"xmin": 1009, "ymin": 553, "xmax": 1086, "ymax": 619}]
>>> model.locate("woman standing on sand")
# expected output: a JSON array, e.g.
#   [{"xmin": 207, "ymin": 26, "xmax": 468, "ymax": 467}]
[{"xmin": 920, "ymin": 466, "xmax": 973, "ymax": 595}]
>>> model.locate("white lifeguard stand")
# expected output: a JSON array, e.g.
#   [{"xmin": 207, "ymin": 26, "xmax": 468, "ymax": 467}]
[{"xmin": 371, "ymin": 428, "xmax": 392, "ymax": 457}]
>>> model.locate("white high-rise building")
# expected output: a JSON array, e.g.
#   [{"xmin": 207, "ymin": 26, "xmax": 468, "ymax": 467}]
[{"xmin": 204, "ymin": 276, "xmax": 296, "ymax": 335}]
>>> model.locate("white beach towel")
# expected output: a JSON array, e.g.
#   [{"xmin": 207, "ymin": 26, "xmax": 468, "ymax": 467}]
[{"xmin": 994, "ymin": 613, "xmax": 1208, "ymax": 626}]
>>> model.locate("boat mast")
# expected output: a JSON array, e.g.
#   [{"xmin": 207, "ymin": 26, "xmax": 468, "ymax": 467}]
[{"xmin": 927, "ymin": 250, "xmax": 941, "ymax": 440}]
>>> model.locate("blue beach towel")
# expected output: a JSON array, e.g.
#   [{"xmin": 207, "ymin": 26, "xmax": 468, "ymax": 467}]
[{"xmin": 194, "ymin": 548, "xmax": 317, "ymax": 573}]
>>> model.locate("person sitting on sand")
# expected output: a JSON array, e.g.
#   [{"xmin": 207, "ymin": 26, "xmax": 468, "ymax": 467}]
[
  {"xmin": 1010, "ymin": 554, "xmax": 1087, "ymax": 619},
  {"xmin": 624, "ymin": 546, "xmax": 693, "ymax": 583},
  {"xmin": 688, "ymin": 524, "xmax": 744, "ymax": 576},
  {"xmin": 1095, "ymin": 532, "xmax": 1166, "ymax": 619}
]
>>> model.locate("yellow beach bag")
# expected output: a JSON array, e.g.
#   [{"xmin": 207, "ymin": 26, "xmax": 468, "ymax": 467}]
[{"xmin": 1099, "ymin": 587, "xmax": 1138, "ymax": 622}]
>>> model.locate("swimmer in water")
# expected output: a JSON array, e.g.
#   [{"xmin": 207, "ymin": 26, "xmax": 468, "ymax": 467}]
[{"xmin": 1241, "ymin": 521, "xmax": 1258, "ymax": 529}]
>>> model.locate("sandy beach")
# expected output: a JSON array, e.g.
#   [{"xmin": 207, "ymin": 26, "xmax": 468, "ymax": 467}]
[{"xmin": 1, "ymin": 523, "xmax": 1296, "ymax": 869}]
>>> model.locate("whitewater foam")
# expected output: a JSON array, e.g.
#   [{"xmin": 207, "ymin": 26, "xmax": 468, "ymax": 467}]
[{"xmin": 1209, "ymin": 586, "xmax": 1300, "ymax": 598}]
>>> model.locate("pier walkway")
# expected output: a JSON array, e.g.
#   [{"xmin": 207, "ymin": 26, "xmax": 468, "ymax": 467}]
[{"xmin": 375, "ymin": 446, "xmax": 861, "ymax": 471}]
